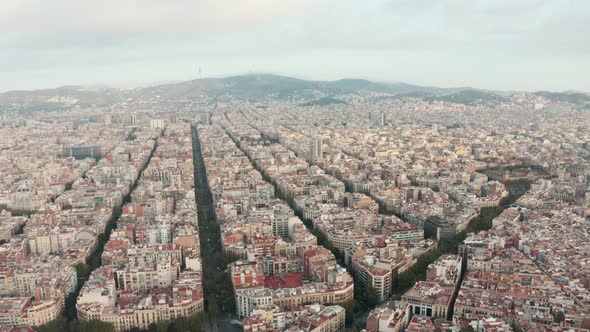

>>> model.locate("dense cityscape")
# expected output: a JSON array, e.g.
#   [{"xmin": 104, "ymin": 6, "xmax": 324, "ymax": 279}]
[{"xmin": 0, "ymin": 78, "xmax": 589, "ymax": 332}]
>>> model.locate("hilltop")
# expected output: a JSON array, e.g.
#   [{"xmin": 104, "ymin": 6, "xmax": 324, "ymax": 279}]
[{"xmin": 1, "ymin": 74, "xmax": 589, "ymax": 113}]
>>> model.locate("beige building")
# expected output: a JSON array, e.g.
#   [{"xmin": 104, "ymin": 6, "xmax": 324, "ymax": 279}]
[
  {"xmin": 400, "ymin": 281, "xmax": 453, "ymax": 319},
  {"xmin": 235, "ymin": 282, "xmax": 354, "ymax": 319},
  {"xmin": 22, "ymin": 298, "xmax": 63, "ymax": 327},
  {"xmin": 80, "ymin": 295, "xmax": 204, "ymax": 332},
  {"xmin": 77, "ymin": 267, "xmax": 204, "ymax": 332},
  {"xmin": 0, "ymin": 297, "xmax": 62, "ymax": 328},
  {"xmin": 243, "ymin": 303, "xmax": 345, "ymax": 332}
]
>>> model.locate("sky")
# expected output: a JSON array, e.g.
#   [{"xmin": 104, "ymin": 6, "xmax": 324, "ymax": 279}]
[{"xmin": 1, "ymin": 0, "xmax": 589, "ymax": 92}]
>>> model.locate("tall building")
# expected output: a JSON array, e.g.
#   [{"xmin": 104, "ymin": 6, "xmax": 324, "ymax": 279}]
[
  {"xmin": 198, "ymin": 112, "xmax": 213, "ymax": 125},
  {"xmin": 424, "ymin": 216, "xmax": 456, "ymax": 241},
  {"xmin": 149, "ymin": 119, "xmax": 165, "ymax": 129},
  {"xmin": 380, "ymin": 111, "xmax": 385, "ymax": 127},
  {"xmin": 308, "ymin": 131, "xmax": 323, "ymax": 162},
  {"xmin": 309, "ymin": 137, "xmax": 318, "ymax": 162},
  {"xmin": 350, "ymin": 255, "xmax": 394, "ymax": 301},
  {"xmin": 61, "ymin": 146, "xmax": 102, "ymax": 160},
  {"xmin": 271, "ymin": 213, "xmax": 291, "ymax": 239}
]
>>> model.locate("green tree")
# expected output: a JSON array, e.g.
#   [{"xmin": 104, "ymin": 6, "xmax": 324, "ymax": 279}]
[
  {"xmin": 36, "ymin": 316, "xmax": 68, "ymax": 332},
  {"xmin": 554, "ymin": 311, "xmax": 566, "ymax": 324},
  {"xmin": 398, "ymin": 270, "xmax": 417, "ymax": 289},
  {"xmin": 156, "ymin": 320, "xmax": 170, "ymax": 332},
  {"xmin": 75, "ymin": 263, "xmax": 92, "ymax": 284},
  {"xmin": 342, "ymin": 300, "xmax": 356, "ymax": 326},
  {"xmin": 71, "ymin": 320, "xmax": 115, "ymax": 332},
  {"xmin": 207, "ymin": 296, "xmax": 219, "ymax": 322},
  {"xmin": 167, "ymin": 313, "xmax": 203, "ymax": 332},
  {"xmin": 365, "ymin": 287, "xmax": 380, "ymax": 308}
]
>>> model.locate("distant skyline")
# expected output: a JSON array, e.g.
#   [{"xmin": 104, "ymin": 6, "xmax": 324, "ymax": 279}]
[{"xmin": 1, "ymin": 0, "xmax": 589, "ymax": 92}]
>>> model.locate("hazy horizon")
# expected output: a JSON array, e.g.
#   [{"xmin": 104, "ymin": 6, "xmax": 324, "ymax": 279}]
[
  {"xmin": 2, "ymin": 72, "xmax": 589, "ymax": 95},
  {"xmin": 2, "ymin": 0, "xmax": 589, "ymax": 92}
]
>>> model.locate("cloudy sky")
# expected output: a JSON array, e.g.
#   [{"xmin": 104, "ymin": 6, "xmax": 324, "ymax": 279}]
[{"xmin": 1, "ymin": 0, "xmax": 589, "ymax": 92}]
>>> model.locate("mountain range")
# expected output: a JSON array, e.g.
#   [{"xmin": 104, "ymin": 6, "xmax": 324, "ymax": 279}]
[{"xmin": 1, "ymin": 74, "xmax": 588, "ymax": 112}]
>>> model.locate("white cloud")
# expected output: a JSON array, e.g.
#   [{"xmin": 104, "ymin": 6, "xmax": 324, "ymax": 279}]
[
  {"xmin": 0, "ymin": 0, "xmax": 317, "ymax": 33},
  {"xmin": 0, "ymin": 0, "xmax": 589, "ymax": 91}
]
